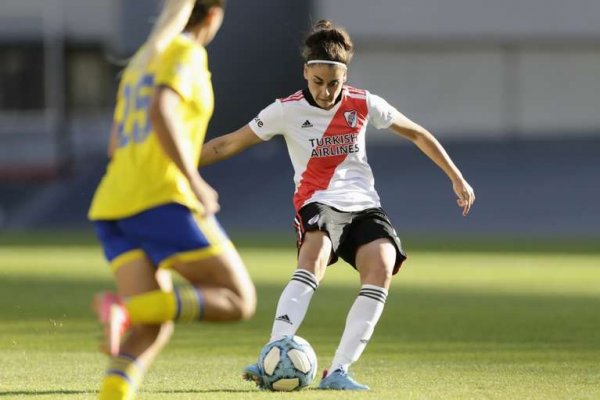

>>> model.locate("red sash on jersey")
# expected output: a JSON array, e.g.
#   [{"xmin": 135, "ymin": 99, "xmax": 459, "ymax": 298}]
[{"xmin": 293, "ymin": 88, "xmax": 368, "ymax": 211}]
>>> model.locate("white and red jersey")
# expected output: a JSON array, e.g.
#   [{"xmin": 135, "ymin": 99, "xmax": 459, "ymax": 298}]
[{"xmin": 248, "ymin": 85, "xmax": 401, "ymax": 212}]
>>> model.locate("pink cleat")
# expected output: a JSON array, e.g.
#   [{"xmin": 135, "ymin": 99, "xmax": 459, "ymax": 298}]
[{"xmin": 93, "ymin": 292, "xmax": 130, "ymax": 356}]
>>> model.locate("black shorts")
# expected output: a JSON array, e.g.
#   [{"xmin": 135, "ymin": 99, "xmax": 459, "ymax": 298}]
[{"xmin": 294, "ymin": 202, "xmax": 407, "ymax": 274}]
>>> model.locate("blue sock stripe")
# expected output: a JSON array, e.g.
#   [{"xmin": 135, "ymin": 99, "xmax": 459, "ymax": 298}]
[
  {"xmin": 174, "ymin": 289, "xmax": 183, "ymax": 320},
  {"xmin": 194, "ymin": 287, "xmax": 205, "ymax": 320},
  {"xmin": 106, "ymin": 369, "xmax": 133, "ymax": 384}
]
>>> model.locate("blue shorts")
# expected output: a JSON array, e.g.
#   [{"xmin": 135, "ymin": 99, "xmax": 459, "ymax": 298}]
[{"xmin": 93, "ymin": 203, "xmax": 232, "ymax": 272}]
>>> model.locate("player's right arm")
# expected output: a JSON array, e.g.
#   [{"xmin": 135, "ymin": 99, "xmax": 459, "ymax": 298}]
[
  {"xmin": 200, "ymin": 125, "xmax": 263, "ymax": 167},
  {"xmin": 150, "ymin": 85, "xmax": 220, "ymax": 215},
  {"xmin": 200, "ymin": 101, "xmax": 283, "ymax": 167},
  {"xmin": 129, "ymin": 0, "xmax": 196, "ymax": 72}
]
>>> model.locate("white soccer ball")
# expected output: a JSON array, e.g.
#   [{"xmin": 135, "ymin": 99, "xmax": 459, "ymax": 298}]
[{"xmin": 258, "ymin": 335, "xmax": 318, "ymax": 391}]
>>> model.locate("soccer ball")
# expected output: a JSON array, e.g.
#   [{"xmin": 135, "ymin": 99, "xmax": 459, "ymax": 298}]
[{"xmin": 258, "ymin": 335, "xmax": 318, "ymax": 391}]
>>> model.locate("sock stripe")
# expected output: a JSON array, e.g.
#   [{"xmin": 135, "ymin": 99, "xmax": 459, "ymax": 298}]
[
  {"xmin": 174, "ymin": 289, "xmax": 183, "ymax": 320},
  {"xmin": 359, "ymin": 293, "xmax": 387, "ymax": 303},
  {"xmin": 194, "ymin": 287, "xmax": 205, "ymax": 320},
  {"xmin": 106, "ymin": 369, "xmax": 133, "ymax": 384},
  {"xmin": 291, "ymin": 277, "xmax": 317, "ymax": 291},
  {"xmin": 360, "ymin": 287, "xmax": 387, "ymax": 296},
  {"xmin": 359, "ymin": 288, "xmax": 387, "ymax": 303},
  {"xmin": 291, "ymin": 270, "xmax": 318, "ymax": 291},
  {"xmin": 358, "ymin": 290, "xmax": 387, "ymax": 301},
  {"xmin": 360, "ymin": 288, "xmax": 387, "ymax": 297},
  {"xmin": 175, "ymin": 287, "xmax": 205, "ymax": 321},
  {"xmin": 293, "ymin": 270, "xmax": 318, "ymax": 288},
  {"xmin": 105, "ymin": 354, "xmax": 143, "ymax": 387}
]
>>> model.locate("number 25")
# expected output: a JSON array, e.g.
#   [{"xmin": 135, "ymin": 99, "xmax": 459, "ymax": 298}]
[{"xmin": 117, "ymin": 74, "xmax": 155, "ymax": 147}]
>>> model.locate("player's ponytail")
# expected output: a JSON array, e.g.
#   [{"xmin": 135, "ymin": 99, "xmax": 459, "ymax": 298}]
[{"xmin": 303, "ymin": 19, "xmax": 354, "ymax": 65}]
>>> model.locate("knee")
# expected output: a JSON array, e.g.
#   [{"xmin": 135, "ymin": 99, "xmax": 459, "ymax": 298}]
[
  {"xmin": 297, "ymin": 259, "xmax": 328, "ymax": 282},
  {"xmin": 361, "ymin": 264, "xmax": 394, "ymax": 288},
  {"xmin": 219, "ymin": 286, "xmax": 256, "ymax": 322},
  {"xmin": 236, "ymin": 287, "xmax": 257, "ymax": 321}
]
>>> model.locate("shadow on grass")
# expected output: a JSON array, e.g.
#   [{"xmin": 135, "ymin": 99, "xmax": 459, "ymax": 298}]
[
  {"xmin": 151, "ymin": 389, "xmax": 257, "ymax": 394},
  {"xmin": 0, "ymin": 390, "xmax": 92, "ymax": 397}
]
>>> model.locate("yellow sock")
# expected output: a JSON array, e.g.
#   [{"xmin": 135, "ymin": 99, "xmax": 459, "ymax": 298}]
[
  {"xmin": 98, "ymin": 354, "xmax": 143, "ymax": 400},
  {"xmin": 125, "ymin": 287, "xmax": 204, "ymax": 324}
]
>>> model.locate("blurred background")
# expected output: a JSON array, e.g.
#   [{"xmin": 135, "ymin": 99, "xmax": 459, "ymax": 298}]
[{"xmin": 0, "ymin": 0, "xmax": 598, "ymax": 244}]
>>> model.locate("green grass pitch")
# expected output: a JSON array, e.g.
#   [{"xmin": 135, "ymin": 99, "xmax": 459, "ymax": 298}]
[{"xmin": 0, "ymin": 236, "xmax": 599, "ymax": 399}]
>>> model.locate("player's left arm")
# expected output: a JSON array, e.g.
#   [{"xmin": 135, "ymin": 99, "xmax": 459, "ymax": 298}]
[
  {"xmin": 388, "ymin": 114, "xmax": 476, "ymax": 216},
  {"xmin": 150, "ymin": 84, "xmax": 220, "ymax": 215}
]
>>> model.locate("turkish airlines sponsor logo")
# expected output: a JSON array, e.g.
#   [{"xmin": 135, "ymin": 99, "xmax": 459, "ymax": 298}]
[{"xmin": 308, "ymin": 133, "xmax": 359, "ymax": 158}]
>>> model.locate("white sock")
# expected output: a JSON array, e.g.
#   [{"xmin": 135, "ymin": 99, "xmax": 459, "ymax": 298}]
[
  {"xmin": 328, "ymin": 284, "xmax": 387, "ymax": 374},
  {"xmin": 270, "ymin": 269, "xmax": 318, "ymax": 340}
]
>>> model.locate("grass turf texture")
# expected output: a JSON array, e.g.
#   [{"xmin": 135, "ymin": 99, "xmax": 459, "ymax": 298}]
[{"xmin": 0, "ymin": 238, "xmax": 599, "ymax": 399}]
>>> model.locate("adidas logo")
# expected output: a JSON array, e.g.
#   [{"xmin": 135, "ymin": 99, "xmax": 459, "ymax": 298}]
[
  {"xmin": 275, "ymin": 314, "xmax": 293, "ymax": 325},
  {"xmin": 301, "ymin": 120, "xmax": 313, "ymax": 128}
]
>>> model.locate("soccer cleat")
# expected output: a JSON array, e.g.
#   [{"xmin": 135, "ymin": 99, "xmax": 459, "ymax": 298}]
[
  {"xmin": 93, "ymin": 292, "xmax": 130, "ymax": 357},
  {"xmin": 318, "ymin": 368, "xmax": 370, "ymax": 391},
  {"xmin": 242, "ymin": 363, "xmax": 266, "ymax": 390}
]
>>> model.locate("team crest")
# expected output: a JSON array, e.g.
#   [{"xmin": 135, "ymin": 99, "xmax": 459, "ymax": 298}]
[{"xmin": 344, "ymin": 110, "xmax": 358, "ymax": 128}]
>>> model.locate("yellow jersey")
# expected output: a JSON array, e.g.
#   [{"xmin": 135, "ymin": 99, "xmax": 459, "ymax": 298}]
[{"xmin": 89, "ymin": 34, "xmax": 214, "ymax": 220}]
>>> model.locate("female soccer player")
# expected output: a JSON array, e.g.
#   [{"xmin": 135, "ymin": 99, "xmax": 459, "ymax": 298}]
[
  {"xmin": 200, "ymin": 20, "xmax": 475, "ymax": 390},
  {"xmin": 88, "ymin": 1, "xmax": 256, "ymax": 398}
]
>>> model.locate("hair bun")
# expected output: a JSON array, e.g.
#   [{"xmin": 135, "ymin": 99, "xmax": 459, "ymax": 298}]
[{"xmin": 314, "ymin": 19, "xmax": 333, "ymax": 31}]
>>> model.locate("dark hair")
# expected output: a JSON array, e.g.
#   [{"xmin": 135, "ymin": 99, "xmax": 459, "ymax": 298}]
[
  {"xmin": 185, "ymin": 0, "xmax": 226, "ymax": 30},
  {"xmin": 302, "ymin": 20, "xmax": 353, "ymax": 65}
]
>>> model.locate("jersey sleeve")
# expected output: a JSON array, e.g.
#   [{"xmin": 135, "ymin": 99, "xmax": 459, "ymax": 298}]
[
  {"xmin": 367, "ymin": 92, "xmax": 402, "ymax": 129},
  {"xmin": 248, "ymin": 100, "xmax": 284, "ymax": 141},
  {"xmin": 155, "ymin": 44, "xmax": 204, "ymax": 102}
]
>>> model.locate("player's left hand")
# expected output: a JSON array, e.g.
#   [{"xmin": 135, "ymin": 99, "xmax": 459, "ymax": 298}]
[{"xmin": 452, "ymin": 178, "xmax": 475, "ymax": 216}]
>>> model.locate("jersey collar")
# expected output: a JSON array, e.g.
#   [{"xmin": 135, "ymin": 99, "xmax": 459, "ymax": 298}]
[{"xmin": 302, "ymin": 88, "xmax": 344, "ymax": 110}]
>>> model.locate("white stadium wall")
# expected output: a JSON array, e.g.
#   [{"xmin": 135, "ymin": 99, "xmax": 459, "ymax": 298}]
[
  {"xmin": 315, "ymin": 0, "xmax": 600, "ymax": 140},
  {"xmin": 0, "ymin": 0, "xmax": 119, "ymax": 42}
]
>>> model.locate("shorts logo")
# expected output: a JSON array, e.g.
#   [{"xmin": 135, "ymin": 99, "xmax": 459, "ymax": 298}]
[
  {"xmin": 253, "ymin": 117, "xmax": 263, "ymax": 128},
  {"xmin": 344, "ymin": 110, "xmax": 357, "ymax": 128},
  {"xmin": 308, "ymin": 215, "xmax": 320, "ymax": 225}
]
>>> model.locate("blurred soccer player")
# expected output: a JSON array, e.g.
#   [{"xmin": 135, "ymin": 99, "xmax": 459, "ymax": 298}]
[
  {"xmin": 200, "ymin": 20, "xmax": 475, "ymax": 390},
  {"xmin": 88, "ymin": 1, "xmax": 256, "ymax": 398}
]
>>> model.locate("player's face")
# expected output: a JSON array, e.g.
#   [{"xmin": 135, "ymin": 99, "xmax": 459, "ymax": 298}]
[{"xmin": 304, "ymin": 64, "xmax": 347, "ymax": 110}]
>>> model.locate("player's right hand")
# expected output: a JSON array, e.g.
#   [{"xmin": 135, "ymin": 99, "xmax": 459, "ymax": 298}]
[
  {"xmin": 193, "ymin": 178, "xmax": 220, "ymax": 216},
  {"xmin": 452, "ymin": 178, "xmax": 475, "ymax": 216}
]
